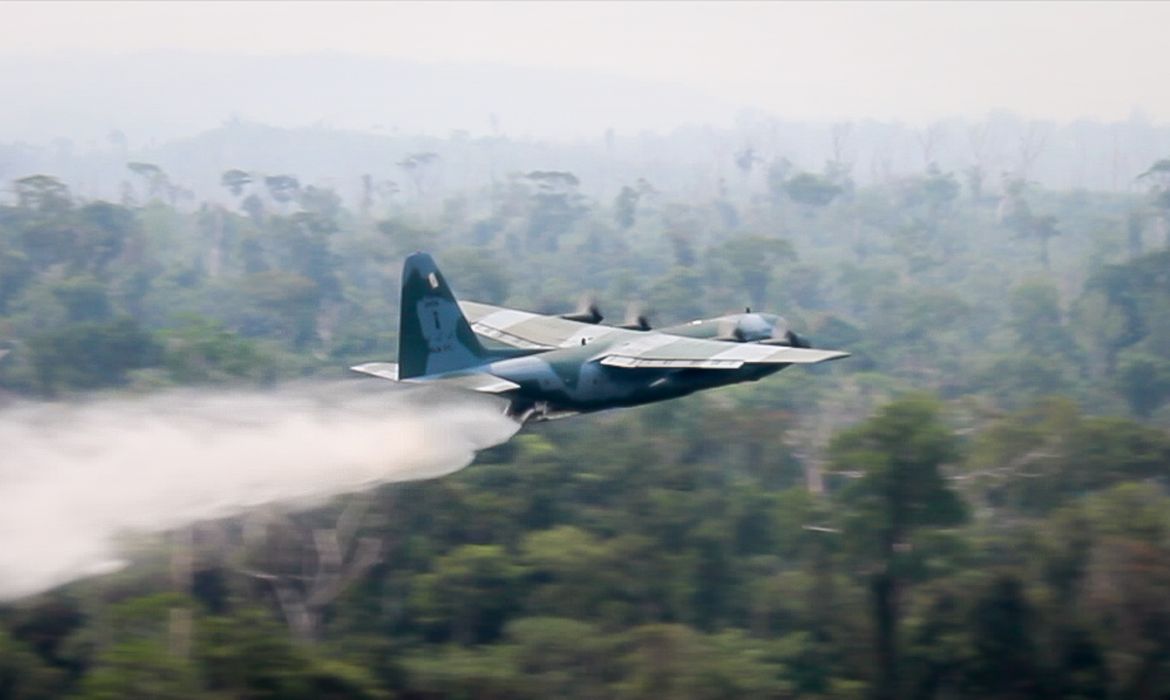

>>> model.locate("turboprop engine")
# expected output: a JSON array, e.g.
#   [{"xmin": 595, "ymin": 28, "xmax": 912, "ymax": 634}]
[{"xmin": 715, "ymin": 311, "xmax": 811, "ymax": 347}]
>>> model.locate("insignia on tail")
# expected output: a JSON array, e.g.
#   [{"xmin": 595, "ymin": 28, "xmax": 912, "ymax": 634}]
[{"xmin": 397, "ymin": 252, "xmax": 491, "ymax": 379}]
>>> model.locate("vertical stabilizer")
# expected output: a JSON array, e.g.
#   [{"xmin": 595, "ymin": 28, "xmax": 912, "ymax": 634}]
[{"xmin": 398, "ymin": 252, "xmax": 489, "ymax": 379}]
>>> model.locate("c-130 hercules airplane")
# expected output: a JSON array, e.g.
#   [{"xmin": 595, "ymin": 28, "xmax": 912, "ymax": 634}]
[{"xmin": 353, "ymin": 253, "xmax": 848, "ymax": 422}]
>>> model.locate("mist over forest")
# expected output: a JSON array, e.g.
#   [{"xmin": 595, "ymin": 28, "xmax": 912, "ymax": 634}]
[
  {"xmin": 3, "ymin": 51, "xmax": 1170, "ymax": 204},
  {"xmin": 3, "ymin": 40, "xmax": 1170, "ymax": 700}
]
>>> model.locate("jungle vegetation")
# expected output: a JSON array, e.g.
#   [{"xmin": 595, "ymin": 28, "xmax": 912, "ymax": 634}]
[{"xmin": 2, "ymin": 122, "xmax": 1170, "ymax": 699}]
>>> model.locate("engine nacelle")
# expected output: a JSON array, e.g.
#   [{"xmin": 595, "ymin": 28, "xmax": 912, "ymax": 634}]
[{"xmin": 714, "ymin": 313, "xmax": 812, "ymax": 347}]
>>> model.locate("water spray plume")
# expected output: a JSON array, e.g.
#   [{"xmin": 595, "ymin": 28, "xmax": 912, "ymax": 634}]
[{"xmin": 0, "ymin": 381, "xmax": 519, "ymax": 600}]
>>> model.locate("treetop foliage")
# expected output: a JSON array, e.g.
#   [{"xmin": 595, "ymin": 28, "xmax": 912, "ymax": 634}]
[{"xmin": 1, "ymin": 137, "xmax": 1170, "ymax": 698}]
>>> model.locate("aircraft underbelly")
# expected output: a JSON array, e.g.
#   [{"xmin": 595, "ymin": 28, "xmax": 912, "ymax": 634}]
[{"xmin": 492, "ymin": 357, "xmax": 786, "ymax": 416}]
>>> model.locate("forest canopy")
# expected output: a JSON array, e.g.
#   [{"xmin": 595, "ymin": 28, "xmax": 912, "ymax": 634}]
[{"xmin": 2, "ymin": 119, "xmax": 1170, "ymax": 699}]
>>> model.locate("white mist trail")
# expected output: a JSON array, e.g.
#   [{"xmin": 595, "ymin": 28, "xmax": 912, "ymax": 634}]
[{"xmin": 0, "ymin": 382, "xmax": 519, "ymax": 600}]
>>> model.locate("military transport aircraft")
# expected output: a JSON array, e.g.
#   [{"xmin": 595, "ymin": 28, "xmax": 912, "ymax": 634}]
[{"xmin": 352, "ymin": 253, "xmax": 848, "ymax": 422}]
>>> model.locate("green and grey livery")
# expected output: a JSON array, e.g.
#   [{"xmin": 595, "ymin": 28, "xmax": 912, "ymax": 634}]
[{"xmin": 352, "ymin": 253, "xmax": 848, "ymax": 422}]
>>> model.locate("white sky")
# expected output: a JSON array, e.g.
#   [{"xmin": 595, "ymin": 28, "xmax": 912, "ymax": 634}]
[{"xmin": 1, "ymin": 0, "xmax": 1167, "ymax": 124}]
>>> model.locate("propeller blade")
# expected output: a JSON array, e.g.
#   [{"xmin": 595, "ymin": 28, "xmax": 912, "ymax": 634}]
[
  {"xmin": 560, "ymin": 295, "xmax": 603, "ymax": 324},
  {"xmin": 617, "ymin": 303, "xmax": 652, "ymax": 331},
  {"xmin": 770, "ymin": 317, "xmax": 791, "ymax": 342},
  {"xmin": 714, "ymin": 316, "xmax": 745, "ymax": 342}
]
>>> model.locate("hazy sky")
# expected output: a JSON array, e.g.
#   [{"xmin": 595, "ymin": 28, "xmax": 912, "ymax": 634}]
[{"xmin": 1, "ymin": 1, "xmax": 1167, "ymax": 124}]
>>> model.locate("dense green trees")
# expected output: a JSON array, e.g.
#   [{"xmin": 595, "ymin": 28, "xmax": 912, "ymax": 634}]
[
  {"xmin": 831, "ymin": 396, "xmax": 965, "ymax": 700},
  {"xmin": 29, "ymin": 317, "xmax": 159, "ymax": 393},
  {"xmin": 2, "ymin": 141, "xmax": 1170, "ymax": 697}
]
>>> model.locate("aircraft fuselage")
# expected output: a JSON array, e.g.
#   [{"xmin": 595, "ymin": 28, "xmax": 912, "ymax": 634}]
[
  {"xmin": 357, "ymin": 252, "xmax": 846, "ymax": 424},
  {"xmin": 423, "ymin": 334, "xmax": 787, "ymax": 420}
]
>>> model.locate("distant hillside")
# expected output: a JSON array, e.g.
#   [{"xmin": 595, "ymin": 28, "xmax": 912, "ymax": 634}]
[
  {"xmin": 1, "ymin": 51, "xmax": 1169, "ymax": 204},
  {"xmin": 0, "ymin": 50, "xmax": 738, "ymax": 145}
]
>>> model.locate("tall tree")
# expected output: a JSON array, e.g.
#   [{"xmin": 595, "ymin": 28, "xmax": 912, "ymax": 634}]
[
  {"xmin": 1138, "ymin": 158, "xmax": 1170, "ymax": 248},
  {"xmin": 220, "ymin": 169, "xmax": 252, "ymax": 198},
  {"xmin": 613, "ymin": 185, "xmax": 640, "ymax": 230},
  {"xmin": 831, "ymin": 395, "xmax": 966, "ymax": 700},
  {"xmin": 13, "ymin": 175, "xmax": 71, "ymax": 212},
  {"xmin": 397, "ymin": 152, "xmax": 440, "ymax": 197},
  {"xmin": 126, "ymin": 162, "xmax": 172, "ymax": 203}
]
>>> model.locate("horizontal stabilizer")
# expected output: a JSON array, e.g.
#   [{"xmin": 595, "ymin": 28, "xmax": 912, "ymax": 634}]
[
  {"xmin": 350, "ymin": 362, "xmax": 399, "ymax": 380},
  {"xmin": 426, "ymin": 372, "xmax": 520, "ymax": 394},
  {"xmin": 352, "ymin": 362, "xmax": 517, "ymax": 394}
]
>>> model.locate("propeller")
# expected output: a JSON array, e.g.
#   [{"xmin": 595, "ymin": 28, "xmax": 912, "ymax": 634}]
[
  {"xmin": 764, "ymin": 316, "xmax": 792, "ymax": 345},
  {"xmin": 713, "ymin": 311, "xmax": 815, "ymax": 347},
  {"xmin": 617, "ymin": 303, "xmax": 652, "ymax": 331},
  {"xmin": 560, "ymin": 295, "xmax": 604, "ymax": 324},
  {"xmin": 758, "ymin": 316, "xmax": 813, "ymax": 347},
  {"xmin": 714, "ymin": 316, "xmax": 746, "ymax": 342},
  {"xmin": 787, "ymin": 331, "xmax": 812, "ymax": 348}
]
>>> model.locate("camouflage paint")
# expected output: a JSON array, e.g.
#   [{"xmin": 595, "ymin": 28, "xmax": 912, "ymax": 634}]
[{"xmin": 364, "ymin": 253, "xmax": 846, "ymax": 422}]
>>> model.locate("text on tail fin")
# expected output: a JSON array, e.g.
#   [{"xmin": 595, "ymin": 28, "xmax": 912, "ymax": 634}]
[{"xmin": 398, "ymin": 252, "xmax": 488, "ymax": 379}]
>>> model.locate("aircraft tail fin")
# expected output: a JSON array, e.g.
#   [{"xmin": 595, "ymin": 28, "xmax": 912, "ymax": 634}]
[{"xmin": 398, "ymin": 252, "xmax": 492, "ymax": 379}]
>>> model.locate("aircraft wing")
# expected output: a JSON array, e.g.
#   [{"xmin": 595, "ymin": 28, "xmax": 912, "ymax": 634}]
[
  {"xmin": 460, "ymin": 301, "xmax": 638, "ymax": 350},
  {"xmin": 595, "ymin": 334, "xmax": 849, "ymax": 369}
]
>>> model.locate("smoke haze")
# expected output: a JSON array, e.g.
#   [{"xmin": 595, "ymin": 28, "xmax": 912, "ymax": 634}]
[{"xmin": 0, "ymin": 382, "xmax": 519, "ymax": 600}]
